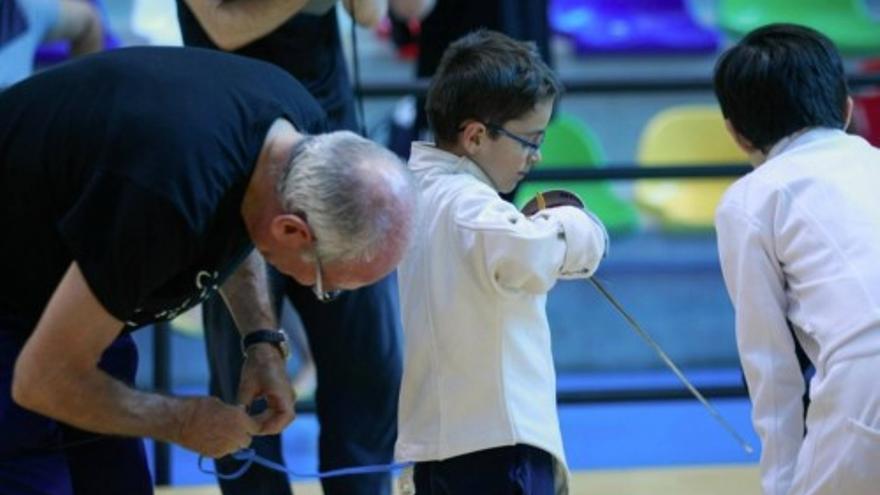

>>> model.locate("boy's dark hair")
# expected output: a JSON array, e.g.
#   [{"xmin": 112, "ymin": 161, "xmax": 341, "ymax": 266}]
[
  {"xmin": 713, "ymin": 23, "xmax": 849, "ymax": 153},
  {"xmin": 426, "ymin": 30, "xmax": 562, "ymax": 146}
]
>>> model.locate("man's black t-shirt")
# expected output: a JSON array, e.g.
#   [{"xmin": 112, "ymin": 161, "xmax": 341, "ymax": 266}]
[
  {"xmin": 0, "ymin": 46, "xmax": 327, "ymax": 331},
  {"xmin": 176, "ymin": 1, "xmax": 353, "ymax": 127}
]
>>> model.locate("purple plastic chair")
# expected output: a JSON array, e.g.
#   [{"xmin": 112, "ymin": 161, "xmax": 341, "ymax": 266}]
[
  {"xmin": 35, "ymin": 0, "xmax": 120, "ymax": 66},
  {"xmin": 550, "ymin": 0, "xmax": 719, "ymax": 55}
]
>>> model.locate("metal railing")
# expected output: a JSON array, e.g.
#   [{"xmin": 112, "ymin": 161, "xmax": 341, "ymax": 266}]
[
  {"xmin": 356, "ymin": 74, "xmax": 880, "ymax": 98},
  {"xmin": 526, "ymin": 163, "xmax": 751, "ymax": 180}
]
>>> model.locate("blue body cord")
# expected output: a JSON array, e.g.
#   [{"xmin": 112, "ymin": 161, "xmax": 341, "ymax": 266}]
[{"xmin": 199, "ymin": 449, "xmax": 412, "ymax": 480}]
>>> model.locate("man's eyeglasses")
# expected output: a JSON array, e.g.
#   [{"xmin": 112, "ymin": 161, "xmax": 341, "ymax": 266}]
[
  {"xmin": 312, "ymin": 254, "xmax": 342, "ymax": 303},
  {"xmin": 483, "ymin": 122, "xmax": 543, "ymax": 156}
]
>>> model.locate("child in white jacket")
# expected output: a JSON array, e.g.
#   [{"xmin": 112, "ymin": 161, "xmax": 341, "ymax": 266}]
[
  {"xmin": 714, "ymin": 24, "xmax": 880, "ymax": 495},
  {"xmin": 395, "ymin": 30, "xmax": 607, "ymax": 495}
]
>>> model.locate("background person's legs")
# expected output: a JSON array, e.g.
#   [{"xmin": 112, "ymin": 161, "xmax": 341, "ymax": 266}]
[
  {"xmin": 0, "ymin": 322, "xmax": 73, "ymax": 495},
  {"xmin": 63, "ymin": 433, "xmax": 152, "ymax": 495},
  {"xmin": 0, "ymin": 329, "xmax": 152, "ymax": 495},
  {"xmin": 0, "ymin": 453, "xmax": 73, "ymax": 495},
  {"xmin": 285, "ymin": 273, "xmax": 402, "ymax": 495},
  {"xmin": 62, "ymin": 333, "xmax": 153, "ymax": 495}
]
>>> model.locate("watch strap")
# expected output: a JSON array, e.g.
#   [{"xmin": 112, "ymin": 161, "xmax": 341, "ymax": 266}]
[{"xmin": 241, "ymin": 329, "xmax": 289, "ymax": 359}]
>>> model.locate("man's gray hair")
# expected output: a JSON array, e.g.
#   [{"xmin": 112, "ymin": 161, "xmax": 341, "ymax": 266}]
[{"xmin": 276, "ymin": 131, "xmax": 416, "ymax": 264}]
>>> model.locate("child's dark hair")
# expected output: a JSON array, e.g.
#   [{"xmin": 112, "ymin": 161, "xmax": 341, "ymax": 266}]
[
  {"xmin": 713, "ymin": 23, "xmax": 849, "ymax": 153},
  {"xmin": 426, "ymin": 29, "xmax": 562, "ymax": 146}
]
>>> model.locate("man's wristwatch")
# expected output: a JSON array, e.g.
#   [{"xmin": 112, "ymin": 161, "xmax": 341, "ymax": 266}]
[{"xmin": 241, "ymin": 329, "xmax": 290, "ymax": 360}]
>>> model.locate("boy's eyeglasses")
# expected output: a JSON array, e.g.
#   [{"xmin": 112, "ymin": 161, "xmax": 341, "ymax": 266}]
[
  {"xmin": 312, "ymin": 254, "xmax": 342, "ymax": 303},
  {"xmin": 483, "ymin": 122, "xmax": 543, "ymax": 156}
]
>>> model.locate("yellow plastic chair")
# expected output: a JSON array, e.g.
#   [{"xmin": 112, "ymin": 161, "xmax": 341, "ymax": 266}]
[
  {"xmin": 633, "ymin": 105, "xmax": 747, "ymax": 229},
  {"xmin": 515, "ymin": 114, "xmax": 640, "ymax": 233},
  {"xmin": 718, "ymin": 0, "xmax": 880, "ymax": 55}
]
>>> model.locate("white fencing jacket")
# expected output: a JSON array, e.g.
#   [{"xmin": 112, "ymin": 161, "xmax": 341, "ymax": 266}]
[
  {"xmin": 715, "ymin": 129, "xmax": 880, "ymax": 495},
  {"xmin": 396, "ymin": 143, "xmax": 607, "ymax": 493}
]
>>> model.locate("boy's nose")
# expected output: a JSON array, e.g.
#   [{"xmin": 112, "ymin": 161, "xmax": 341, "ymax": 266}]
[{"xmin": 529, "ymin": 149, "xmax": 542, "ymax": 165}]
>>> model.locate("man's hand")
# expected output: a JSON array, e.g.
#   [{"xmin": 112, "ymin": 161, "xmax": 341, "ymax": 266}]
[
  {"xmin": 176, "ymin": 397, "xmax": 261, "ymax": 458},
  {"xmin": 238, "ymin": 343, "xmax": 296, "ymax": 434},
  {"xmin": 218, "ymin": 250, "xmax": 294, "ymax": 434}
]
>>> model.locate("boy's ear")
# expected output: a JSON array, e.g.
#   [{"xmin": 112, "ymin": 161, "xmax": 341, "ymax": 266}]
[
  {"xmin": 724, "ymin": 118, "xmax": 768, "ymax": 166},
  {"xmin": 843, "ymin": 96, "xmax": 854, "ymax": 131},
  {"xmin": 459, "ymin": 120, "xmax": 487, "ymax": 155}
]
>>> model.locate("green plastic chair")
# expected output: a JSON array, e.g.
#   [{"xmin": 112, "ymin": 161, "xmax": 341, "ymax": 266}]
[
  {"xmin": 718, "ymin": 0, "xmax": 880, "ymax": 55},
  {"xmin": 514, "ymin": 114, "xmax": 640, "ymax": 233}
]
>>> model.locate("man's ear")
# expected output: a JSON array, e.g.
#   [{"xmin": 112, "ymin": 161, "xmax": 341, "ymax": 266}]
[
  {"xmin": 458, "ymin": 120, "xmax": 486, "ymax": 156},
  {"xmin": 269, "ymin": 213, "xmax": 313, "ymax": 251}
]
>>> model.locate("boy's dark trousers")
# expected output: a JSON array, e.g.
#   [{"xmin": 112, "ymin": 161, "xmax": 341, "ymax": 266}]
[{"xmin": 414, "ymin": 444, "xmax": 556, "ymax": 495}]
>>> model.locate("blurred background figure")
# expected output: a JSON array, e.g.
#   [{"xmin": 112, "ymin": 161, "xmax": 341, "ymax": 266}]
[{"xmin": 0, "ymin": 0, "xmax": 104, "ymax": 88}]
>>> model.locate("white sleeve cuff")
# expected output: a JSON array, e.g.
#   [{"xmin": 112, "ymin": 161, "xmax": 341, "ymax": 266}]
[{"xmin": 531, "ymin": 206, "xmax": 608, "ymax": 279}]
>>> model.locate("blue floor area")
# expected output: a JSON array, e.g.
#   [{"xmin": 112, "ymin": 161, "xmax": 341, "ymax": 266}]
[
  {"xmin": 151, "ymin": 394, "xmax": 758, "ymax": 486},
  {"xmin": 560, "ymin": 398, "xmax": 757, "ymax": 469}
]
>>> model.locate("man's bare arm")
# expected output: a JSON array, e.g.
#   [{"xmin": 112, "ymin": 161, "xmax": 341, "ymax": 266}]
[
  {"xmin": 388, "ymin": 0, "xmax": 434, "ymax": 21},
  {"xmin": 219, "ymin": 249, "xmax": 278, "ymax": 334},
  {"xmin": 341, "ymin": 0, "xmax": 387, "ymax": 28},
  {"xmin": 12, "ymin": 263, "xmax": 258, "ymax": 457},
  {"xmin": 46, "ymin": 0, "xmax": 104, "ymax": 56}
]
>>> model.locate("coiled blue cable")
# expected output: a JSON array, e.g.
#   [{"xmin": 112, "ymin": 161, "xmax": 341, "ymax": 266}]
[{"xmin": 198, "ymin": 449, "xmax": 412, "ymax": 480}]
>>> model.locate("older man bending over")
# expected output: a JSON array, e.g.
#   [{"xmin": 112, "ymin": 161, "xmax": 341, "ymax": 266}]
[{"xmin": 0, "ymin": 46, "xmax": 415, "ymax": 495}]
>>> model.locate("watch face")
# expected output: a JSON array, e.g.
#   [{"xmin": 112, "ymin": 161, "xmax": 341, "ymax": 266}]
[
  {"xmin": 276, "ymin": 329, "xmax": 291, "ymax": 359},
  {"xmin": 278, "ymin": 340, "xmax": 291, "ymax": 359}
]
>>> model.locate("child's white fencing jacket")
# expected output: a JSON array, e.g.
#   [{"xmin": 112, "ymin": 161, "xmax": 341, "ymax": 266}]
[{"xmin": 395, "ymin": 142, "xmax": 608, "ymax": 494}]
